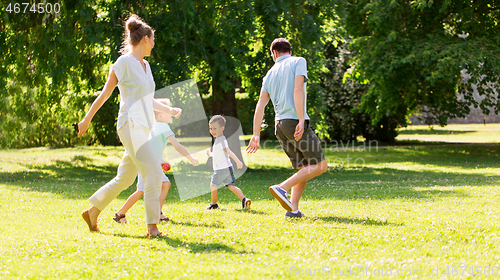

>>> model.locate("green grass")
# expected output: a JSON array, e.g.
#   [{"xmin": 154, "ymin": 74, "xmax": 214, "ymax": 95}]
[
  {"xmin": 1, "ymin": 143, "xmax": 500, "ymax": 278},
  {"xmin": 397, "ymin": 124, "xmax": 500, "ymax": 143}
]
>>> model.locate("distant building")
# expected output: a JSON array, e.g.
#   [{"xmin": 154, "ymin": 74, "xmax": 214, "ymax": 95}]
[
  {"xmin": 410, "ymin": 69, "xmax": 499, "ymax": 125},
  {"xmin": 410, "ymin": 108, "xmax": 500, "ymax": 125}
]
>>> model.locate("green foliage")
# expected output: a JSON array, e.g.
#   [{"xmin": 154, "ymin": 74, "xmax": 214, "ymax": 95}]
[
  {"xmin": 0, "ymin": 1, "xmax": 115, "ymax": 147},
  {"xmin": 90, "ymin": 92, "xmax": 120, "ymax": 146},
  {"xmin": 1, "ymin": 0, "xmax": 336, "ymax": 147},
  {"xmin": 337, "ymin": 0, "xmax": 500, "ymax": 125},
  {"xmin": 245, "ymin": 0, "xmax": 332, "ymax": 139},
  {"xmin": 321, "ymin": 40, "xmax": 404, "ymax": 142},
  {"xmin": 321, "ymin": 40, "xmax": 368, "ymax": 140},
  {"xmin": 148, "ymin": 0, "xmax": 331, "ymax": 137}
]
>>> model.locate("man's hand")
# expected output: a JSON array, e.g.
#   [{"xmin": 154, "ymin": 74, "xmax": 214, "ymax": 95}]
[
  {"xmin": 294, "ymin": 121, "xmax": 304, "ymax": 141},
  {"xmin": 190, "ymin": 157, "xmax": 199, "ymax": 166},
  {"xmin": 236, "ymin": 160, "xmax": 243, "ymax": 169},
  {"xmin": 246, "ymin": 135, "xmax": 260, "ymax": 154}
]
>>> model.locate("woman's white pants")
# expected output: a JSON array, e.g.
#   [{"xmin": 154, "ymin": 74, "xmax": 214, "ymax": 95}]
[{"xmin": 89, "ymin": 120, "xmax": 162, "ymax": 224}]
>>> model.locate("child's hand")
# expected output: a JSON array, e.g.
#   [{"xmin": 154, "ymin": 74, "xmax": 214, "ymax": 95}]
[
  {"xmin": 206, "ymin": 150, "xmax": 212, "ymax": 157},
  {"xmin": 191, "ymin": 158, "xmax": 199, "ymax": 166},
  {"xmin": 236, "ymin": 160, "xmax": 243, "ymax": 169}
]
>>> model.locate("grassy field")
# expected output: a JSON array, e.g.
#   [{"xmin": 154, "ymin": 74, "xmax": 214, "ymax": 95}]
[
  {"xmin": 397, "ymin": 124, "xmax": 500, "ymax": 143},
  {"xmin": 1, "ymin": 138, "xmax": 500, "ymax": 278}
]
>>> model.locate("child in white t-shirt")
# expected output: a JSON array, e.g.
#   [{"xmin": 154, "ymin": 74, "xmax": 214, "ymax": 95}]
[
  {"xmin": 206, "ymin": 115, "xmax": 251, "ymax": 210},
  {"xmin": 113, "ymin": 98, "xmax": 198, "ymax": 223}
]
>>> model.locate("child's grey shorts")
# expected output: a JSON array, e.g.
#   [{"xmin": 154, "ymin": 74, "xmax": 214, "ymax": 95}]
[{"xmin": 211, "ymin": 166, "xmax": 236, "ymax": 186}]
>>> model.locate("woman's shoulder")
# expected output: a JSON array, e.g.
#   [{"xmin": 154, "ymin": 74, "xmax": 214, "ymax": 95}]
[
  {"xmin": 111, "ymin": 54, "xmax": 134, "ymax": 79},
  {"xmin": 114, "ymin": 53, "xmax": 133, "ymax": 64}
]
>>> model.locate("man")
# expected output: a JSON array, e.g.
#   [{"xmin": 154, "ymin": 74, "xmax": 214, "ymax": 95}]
[{"xmin": 246, "ymin": 38, "xmax": 327, "ymax": 218}]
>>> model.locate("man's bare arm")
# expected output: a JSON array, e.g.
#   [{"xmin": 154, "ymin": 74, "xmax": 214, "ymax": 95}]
[
  {"xmin": 246, "ymin": 91, "xmax": 270, "ymax": 153},
  {"xmin": 293, "ymin": 75, "xmax": 306, "ymax": 141}
]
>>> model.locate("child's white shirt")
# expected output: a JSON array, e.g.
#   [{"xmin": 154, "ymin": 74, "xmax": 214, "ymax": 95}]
[{"xmin": 212, "ymin": 136, "xmax": 232, "ymax": 170}]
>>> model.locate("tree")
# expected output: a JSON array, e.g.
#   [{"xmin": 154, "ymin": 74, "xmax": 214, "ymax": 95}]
[
  {"xmin": 336, "ymin": 0, "xmax": 500, "ymax": 126},
  {"xmin": 321, "ymin": 39, "xmax": 404, "ymax": 142},
  {"xmin": 0, "ymin": 1, "xmax": 116, "ymax": 147},
  {"xmin": 1, "ymin": 0, "xmax": 335, "ymax": 148}
]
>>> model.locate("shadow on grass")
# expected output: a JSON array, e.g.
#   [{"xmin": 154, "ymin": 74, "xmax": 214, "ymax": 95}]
[
  {"xmin": 325, "ymin": 144, "xmax": 500, "ymax": 170},
  {"xmin": 237, "ymin": 167, "xmax": 475, "ymax": 203},
  {"xmin": 3, "ymin": 145, "xmax": 500, "ymax": 204},
  {"xmin": 169, "ymin": 220, "xmax": 224, "ymax": 228},
  {"xmin": 314, "ymin": 216, "xmax": 402, "ymax": 226},
  {"xmin": 0, "ymin": 165, "xmax": 481, "ymax": 202},
  {"xmin": 1, "ymin": 158, "xmax": 117, "ymax": 184},
  {"xmin": 106, "ymin": 233, "xmax": 249, "ymax": 254},
  {"xmin": 234, "ymin": 209, "xmax": 267, "ymax": 215}
]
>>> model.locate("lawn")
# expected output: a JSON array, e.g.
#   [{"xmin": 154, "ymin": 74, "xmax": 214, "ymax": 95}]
[
  {"xmin": 397, "ymin": 124, "xmax": 500, "ymax": 143},
  {"xmin": 1, "ymin": 140, "xmax": 500, "ymax": 278}
]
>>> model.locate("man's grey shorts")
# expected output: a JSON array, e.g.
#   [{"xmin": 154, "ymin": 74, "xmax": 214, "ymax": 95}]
[
  {"xmin": 211, "ymin": 166, "xmax": 236, "ymax": 187},
  {"xmin": 275, "ymin": 119, "xmax": 326, "ymax": 169}
]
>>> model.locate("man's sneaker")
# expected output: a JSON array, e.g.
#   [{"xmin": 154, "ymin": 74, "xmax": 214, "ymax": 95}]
[
  {"xmin": 269, "ymin": 185, "xmax": 293, "ymax": 211},
  {"xmin": 285, "ymin": 210, "xmax": 305, "ymax": 218},
  {"xmin": 242, "ymin": 198, "xmax": 252, "ymax": 209},
  {"xmin": 207, "ymin": 204, "xmax": 219, "ymax": 210}
]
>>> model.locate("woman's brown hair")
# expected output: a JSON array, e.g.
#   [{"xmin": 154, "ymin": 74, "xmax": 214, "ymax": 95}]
[{"xmin": 119, "ymin": 14, "xmax": 154, "ymax": 54}]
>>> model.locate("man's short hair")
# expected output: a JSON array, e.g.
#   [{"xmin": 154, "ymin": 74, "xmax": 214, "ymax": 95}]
[
  {"xmin": 270, "ymin": 38, "xmax": 291, "ymax": 54},
  {"xmin": 209, "ymin": 115, "xmax": 226, "ymax": 127}
]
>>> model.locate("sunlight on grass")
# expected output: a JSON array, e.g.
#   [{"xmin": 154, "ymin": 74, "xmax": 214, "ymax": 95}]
[
  {"xmin": 1, "ymin": 144, "xmax": 500, "ymax": 278},
  {"xmin": 397, "ymin": 124, "xmax": 500, "ymax": 143}
]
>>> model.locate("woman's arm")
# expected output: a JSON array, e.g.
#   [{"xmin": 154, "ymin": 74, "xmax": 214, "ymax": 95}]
[
  {"xmin": 78, "ymin": 71, "xmax": 118, "ymax": 137},
  {"xmin": 153, "ymin": 99, "xmax": 182, "ymax": 118}
]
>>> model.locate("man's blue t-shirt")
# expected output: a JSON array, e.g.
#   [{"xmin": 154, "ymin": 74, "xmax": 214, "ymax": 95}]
[{"xmin": 261, "ymin": 55, "xmax": 310, "ymax": 121}]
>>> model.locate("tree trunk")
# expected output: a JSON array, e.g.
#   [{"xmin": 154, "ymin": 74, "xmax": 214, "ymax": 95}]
[{"xmin": 211, "ymin": 79, "xmax": 237, "ymax": 118}]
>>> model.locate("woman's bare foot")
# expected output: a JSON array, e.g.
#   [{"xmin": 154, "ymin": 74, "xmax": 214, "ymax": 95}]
[
  {"xmin": 82, "ymin": 206, "xmax": 101, "ymax": 232},
  {"xmin": 146, "ymin": 224, "xmax": 167, "ymax": 237}
]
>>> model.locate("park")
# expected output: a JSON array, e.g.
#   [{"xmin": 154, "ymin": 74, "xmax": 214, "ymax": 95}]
[
  {"xmin": 2, "ymin": 130, "xmax": 500, "ymax": 278},
  {"xmin": 1, "ymin": 0, "xmax": 500, "ymax": 279}
]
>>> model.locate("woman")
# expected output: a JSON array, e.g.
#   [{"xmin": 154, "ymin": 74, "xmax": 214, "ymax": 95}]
[{"xmin": 78, "ymin": 14, "xmax": 179, "ymax": 237}]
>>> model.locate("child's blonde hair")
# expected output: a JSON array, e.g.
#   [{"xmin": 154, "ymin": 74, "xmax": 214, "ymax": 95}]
[{"xmin": 209, "ymin": 115, "xmax": 226, "ymax": 127}]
